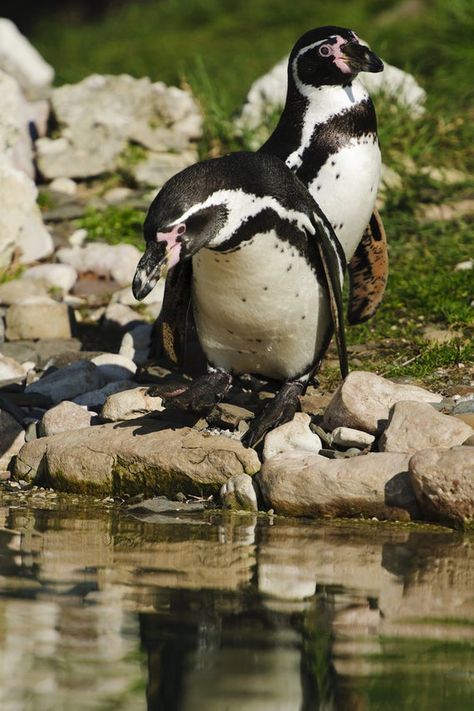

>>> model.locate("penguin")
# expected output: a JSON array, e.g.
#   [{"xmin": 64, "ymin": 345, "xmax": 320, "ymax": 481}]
[
  {"xmin": 133, "ymin": 151, "xmax": 348, "ymax": 447},
  {"xmin": 259, "ymin": 25, "xmax": 388, "ymax": 325},
  {"xmin": 156, "ymin": 27, "xmax": 388, "ymax": 367}
]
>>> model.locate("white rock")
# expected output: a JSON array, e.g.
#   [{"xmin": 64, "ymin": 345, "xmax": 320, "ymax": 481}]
[
  {"xmin": 26, "ymin": 360, "xmax": 106, "ymax": 405},
  {"xmin": 323, "ymin": 371, "xmax": 443, "ymax": 436},
  {"xmin": 331, "ymin": 427, "xmax": 375, "ymax": 449},
  {"xmin": 101, "ymin": 386, "xmax": 163, "ymax": 421},
  {"xmin": 454, "ymin": 259, "xmax": 473, "ymax": 272},
  {"xmin": 73, "ymin": 379, "xmax": 136, "ymax": 408},
  {"xmin": 5, "ymin": 297, "xmax": 72, "ymax": 341},
  {"xmin": 0, "ymin": 408, "xmax": 25, "ymax": 470},
  {"xmin": 0, "ymin": 159, "xmax": 53, "ymax": 268},
  {"xmin": 112, "ymin": 281, "xmax": 165, "ymax": 306},
  {"xmin": 220, "ymin": 473, "xmax": 258, "ymax": 512},
  {"xmin": 378, "ymin": 401, "xmax": 473, "ymax": 454},
  {"xmin": 0, "ymin": 69, "xmax": 34, "ymax": 177},
  {"xmin": 103, "ymin": 187, "xmax": 134, "ymax": 204},
  {"xmin": 119, "ymin": 324, "xmax": 152, "ymax": 364},
  {"xmin": 263, "ymin": 412, "xmax": 321, "ymax": 461},
  {"xmin": 49, "ymin": 177, "xmax": 77, "ymax": 196},
  {"xmin": 38, "ymin": 401, "xmax": 94, "ymax": 437},
  {"xmin": 131, "ymin": 149, "xmax": 198, "ymax": 188},
  {"xmin": 91, "ymin": 353, "xmax": 137, "ymax": 382},
  {"xmin": 68, "ymin": 228, "xmax": 88, "ymax": 247},
  {"xmin": 56, "ymin": 242, "xmax": 141, "ymax": 286},
  {"xmin": 22, "ymin": 263, "xmax": 78, "ymax": 293},
  {"xmin": 0, "ymin": 19, "xmax": 54, "ymax": 99},
  {"xmin": 0, "ymin": 353, "xmax": 26, "ymax": 382},
  {"xmin": 103, "ymin": 303, "xmax": 142, "ymax": 328},
  {"xmin": 0, "ymin": 278, "xmax": 49, "ymax": 305}
]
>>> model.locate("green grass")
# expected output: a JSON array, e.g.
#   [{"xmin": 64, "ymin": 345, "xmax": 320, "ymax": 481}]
[{"xmin": 24, "ymin": 0, "xmax": 474, "ymax": 387}]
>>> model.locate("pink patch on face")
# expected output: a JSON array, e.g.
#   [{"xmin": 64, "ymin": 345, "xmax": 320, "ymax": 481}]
[
  {"xmin": 155, "ymin": 223, "xmax": 185, "ymax": 269},
  {"xmin": 329, "ymin": 35, "xmax": 353, "ymax": 74}
]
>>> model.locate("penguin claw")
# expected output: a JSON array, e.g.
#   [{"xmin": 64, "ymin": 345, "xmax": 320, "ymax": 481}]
[
  {"xmin": 241, "ymin": 381, "xmax": 304, "ymax": 449},
  {"xmin": 160, "ymin": 370, "xmax": 233, "ymax": 414}
]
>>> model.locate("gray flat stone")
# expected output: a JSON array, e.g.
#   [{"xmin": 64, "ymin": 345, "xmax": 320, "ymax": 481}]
[
  {"xmin": 5, "ymin": 298, "xmax": 73, "ymax": 340},
  {"xmin": 26, "ymin": 360, "xmax": 106, "ymax": 405}
]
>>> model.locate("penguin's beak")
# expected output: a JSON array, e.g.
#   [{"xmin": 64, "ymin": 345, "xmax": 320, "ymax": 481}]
[
  {"xmin": 341, "ymin": 42, "xmax": 384, "ymax": 73},
  {"xmin": 133, "ymin": 223, "xmax": 185, "ymax": 300}
]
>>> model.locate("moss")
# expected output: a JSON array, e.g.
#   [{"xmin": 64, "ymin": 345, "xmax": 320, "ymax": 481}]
[{"xmin": 77, "ymin": 205, "xmax": 144, "ymax": 249}]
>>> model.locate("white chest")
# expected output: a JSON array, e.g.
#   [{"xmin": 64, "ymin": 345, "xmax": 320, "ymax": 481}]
[{"xmin": 191, "ymin": 231, "xmax": 330, "ymax": 380}]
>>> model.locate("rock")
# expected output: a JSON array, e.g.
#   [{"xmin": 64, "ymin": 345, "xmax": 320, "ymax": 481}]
[
  {"xmin": 73, "ymin": 379, "xmax": 136, "ymax": 408},
  {"xmin": 331, "ymin": 426, "xmax": 375, "ymax": 449},
  {"xmin": 422, "ymin": 326, "xmax": 464, "ymax": 344},
  {"xmin": 420, "ymin": 166, "xmax": 469, "ymax": 185},
  {"xmin": 410, "ymin": 447, "xmax": 474, "ymax": 528},
  {"xmin": 299, "ymin": 390, "xmax": 333, "ymax": 416},
  {"xmin": 464, "ymin": 434, "xmax": 474, "ymax": 447},
  {"xmin": 263, "ymin": 412, "xmax": 321, "ymax": 461},
  {"xmin": 257, "ymin": 451, "xmax": 417, "ymax": 519},
  {"xmin": 0, "ymin": 278, "xmax": 49, "ymax": 305},
  {"xmin": 0, "ymin": 338, "xmax": 82, "ymax": 369},
  {"xmin": 206, "ymin": 403, "xmax": 254, "ymax": 430},
  {"xmin": 103, "ymin": 303, "xmax": 142, "ymax": 329},
  {"xmin": 0, "ymin": 19, "xmax": 54, "ymax": 99},
  {"xmin": 25, "ymin": 360, "xmax": 106, "ymax": 405},
  {"xmin": 131, "ymin": 149, "xmax": 198, "ymax": 188},
  {"xmin": 0, "ymin": 160, "xmax": 53, "ymax": 268},
  {"xmin": 417, "ymin": 199, "xmax": 474, "ymax": 223},
  {"xmin": 111, "ymin": 282, "xmax": 164, "ymax": 306},
  {"xmin": 38, "ymin": 401, "xmax": 94, "ymax": 437},
  {"xmin": 455, "ymin": 413, "xmax": 474, "ymax": 429},
  {"xmin": 103, "ymin": 186, "xmax": 134, "ymax": 204},
  {"xmin": 49, "ymin": 177, "xmax": 77, "ymax": 196},
  {"xmin": 36, "ymin": 74, "xmax": 201, "ymax": 179},
  {"xmin": 0, "ymin": 70, "xmax": 34, "ymax": 178},
  {"xmin": 322, "ymin": 371, "xmax": 442, "ymax": 436},
  {"xmin": 22, "ymin": 263, "xmax": 78, "ymax": 294},
  {"xmin": 378, "ymin": 401, "xmax": 473, "ymax": 454},
  {"xmin": 453, "ymin": 399, "xmax": 474, "ymax": 416},
  {"xmin": 14, "ymin": 420, "xmax": 260, "ymax": 497},
  {"xmin": 56, "ymin": 242, "xmax": 142, "ymax": 287},
  {"xmin": 0, "ymin": 353, "xmax": 26, "ymax": 382},
  {"xmin": 454, "ymin": 259, "xmax": 473, "ymax": 272},
  {"xmin": 90, "ymin": 353, "xmax": 137, "ymax": 382},
  {"xmin": 0, "ymin": 408, "xmax": 25, "ymax": 470},
  {"xmin": 101, "ymin": 386, "xmax": 163, "ymax": 421},
  {"xmin": 220, "ymin": 474, "xmax": 258, "ymax": 512},
  {"xmin": 5, "ymin": 297, "xmax": 73, "ymax": 341},
  {"xmin": 119, "ymin": 324, "xmax": 152, "ymax": 364}
]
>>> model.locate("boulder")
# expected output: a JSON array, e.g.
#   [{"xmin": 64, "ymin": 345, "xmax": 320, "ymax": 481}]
[
  {"xmin": 101, "ymin": 386, "xmax": 163, "ymax": 421},
  {"xmin": 0, "ymin": 69, "xmax": 34, "ymax": 177},
  {"xmin": 410, "ymin": 447, "xmax": 474, "ymax": 529},
  {"xmin": 90, "ymin": 353, "xmax": 137, "ymax": 382},
  {"xmin": 257, "ymin": 451, "xmax": 417, "ymax": 519},
  {"xmin": 131, "ymin": 148, "xmax": 198, "ymax": 188},
  {"xmin": 49, "ymin": 177, "xmax": 78, "ymax": 196},
  {"xmin": 25, "ymin": 360, "xmax": 106, "ymax": 405},
  {"xmin": 263, "ymin": 412, "xmax": 321, "ymax": 461},
  {"xmin": 331, "ymin": 426, "xmax": 375, "ymax": 449},
  {"xmin": 0, "ymin": 19, "xmax": 54, "ymax": 99},
  {"xmin": 0, "ymin": 408, "xmax": 25, "ymax": 470},
  {"xmin": 220, "ymin": 474, "xmax": 258, "ymax": 512},
  {"xmin": 56, "ymin": 242, "xmax": 142, "ymax": 287},
  {"xmin": 378, "ymin": 401, "xmax": 473, "ymax": 453},
  {"xmin": 0, "ymin": 353, "xmax": 26, "ymax": 382},
  {"xmin": 322, "ymin": 371, "xmax": 442, "ymax": 436},
  {"xmin": 38, "ymin": 401, "xmax": 94, "ymax": 437},
  {"xmin": 5, "ymin": 297, "xmax": 73, "ymax": 341},
  {"xmin": 14, "ymin": 420, "xmax": 260, "ymax": 497},
  {"xmin": 0, "ymin": 278, "xmax": 49, "ymax": 305},
  {"xmin": 22, "ymin": 263, "xmax": 78, "ymax": 294}
]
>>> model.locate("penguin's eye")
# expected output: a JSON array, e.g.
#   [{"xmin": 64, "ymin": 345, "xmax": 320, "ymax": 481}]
[{"xmin": 319, "ymin": 44, "xmax": 331, "ymax": 57}]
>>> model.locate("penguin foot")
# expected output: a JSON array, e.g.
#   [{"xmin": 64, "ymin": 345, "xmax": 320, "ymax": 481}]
[
  {"xmin": 159, "ymin": 369, "xmax": 233, "ymax": 414},
  {"xmin": 242, "ymin": 380, "xmax": 305, "ymax": 449}
]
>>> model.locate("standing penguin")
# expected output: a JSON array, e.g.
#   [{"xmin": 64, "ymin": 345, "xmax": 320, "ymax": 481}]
[
  {"xmin": 157, "ymin": 27, "xmax": 388, "ymax": 366},
  {"xmin": 259, "ymin": 25, "xmax": 387, "ymax": 325},
  {"xmin": 133, "ymin": 152, "xmax": 347, "ymax": 446}
]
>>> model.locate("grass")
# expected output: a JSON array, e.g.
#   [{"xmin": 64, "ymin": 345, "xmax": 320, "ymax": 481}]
[{"xmin": 19, "ymin": 0, "xmax": 474, "ymax": 388}]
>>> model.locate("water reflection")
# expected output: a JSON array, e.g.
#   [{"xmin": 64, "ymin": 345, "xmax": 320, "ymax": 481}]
[{"xmin": 0, "ymin": 493, "xmax": 472, "ymax": 710}]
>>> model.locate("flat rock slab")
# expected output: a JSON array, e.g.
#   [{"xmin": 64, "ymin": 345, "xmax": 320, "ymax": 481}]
[
  {"xmin": 410, "ymin": 447, "xmax": 474, "ymax": 529},
  {"xmin": 257, "ymin": 451, "xmax": 417, "ymax": 520},
  {"xmin": 14, "ymin": 418, "xmax": 260, "ymax": 497},
  {"xmin": 323, "ymin": 371, "xmax": 442, "ymax": 436},
  {"xmin": 6, "ymin": 298, "xmax": 72, "ymax": 341}
]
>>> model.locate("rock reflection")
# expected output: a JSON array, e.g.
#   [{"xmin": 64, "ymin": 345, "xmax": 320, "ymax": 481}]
[{"xmin": 0, "ymin": 495, "xmax": 472, "ymax": 710}]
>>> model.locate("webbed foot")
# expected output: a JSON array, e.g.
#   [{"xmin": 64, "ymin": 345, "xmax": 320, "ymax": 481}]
[
  {"xmin": 154, "ymin": 369, "xmax": 233, "ymax": 414},
  {"xmin": 242, "ymin": 380, "xmax": 305, "ymax": 448}
]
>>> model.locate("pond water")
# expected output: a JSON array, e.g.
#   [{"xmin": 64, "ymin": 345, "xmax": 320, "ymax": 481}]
[{"xmin": 0, "ymin": 491, "xmax": 472, "ymax": 711}]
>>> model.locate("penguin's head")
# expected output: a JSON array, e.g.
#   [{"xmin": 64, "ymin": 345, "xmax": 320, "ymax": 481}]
[{"xmin": 290, "ymin": 26, "xmax": 383, "ymax": 90}]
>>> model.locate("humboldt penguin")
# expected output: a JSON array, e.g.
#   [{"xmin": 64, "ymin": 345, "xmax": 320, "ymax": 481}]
[
  {"xmin": 133, "ymin": 151, "xmax": 347, "ymax": 446},
  {"xmin": 156, "ymin": 27, "xmax": 388, "ymax": 368}
]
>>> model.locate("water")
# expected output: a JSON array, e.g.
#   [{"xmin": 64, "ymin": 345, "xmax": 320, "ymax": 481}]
[{"xmin": 0, "ymin": 491, "xmax": 472, "ymax": 711}]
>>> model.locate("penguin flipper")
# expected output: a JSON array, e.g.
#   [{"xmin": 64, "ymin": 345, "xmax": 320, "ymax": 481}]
[
  {"xmin": 311, "ymin": 213, "xmax": 349, "ymax": 379},
  {"xmin": 151, "ymin": 261, "xmax": 193, "ymax": 367},
  {"xmin": 347, "ymin": 208, "xmax": 388, "ymax": 325}
]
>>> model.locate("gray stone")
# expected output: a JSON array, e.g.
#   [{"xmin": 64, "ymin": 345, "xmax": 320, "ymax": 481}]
[
  {"xmin": 0, "ymin": 408, "xmax": 25, "ymax": 470},
  {"xmin": 0, "ymin": 338, "xmax": 82, "ymax": 369},
  {"xmin": 323, "ymin": 371, "xmax": 442, "ymax": 436},
  {"xmin": 5, "ymin": 297, "xmax": 73, "ymax": 341},
  {"xmin": 56, "ymin": 242, "xmax": 142, "ymax": 287},
  {"xmin": 331, "ymin": 426, "xmax": 375, "ymax": 449},
  {"xmin": 131, "ymin": 149, "xmax": 198, "ymax": 188},
  {"xmin": 263, "ymin": 412, "xmax": 321, "ymax": 461},
  {"xmin": 410, "ymin": 447, "xmax": 474, "ymax": 528},
  {"xmin": 257, "ymin": 451, "xmax": 418, "ymax": 519},
  {"xmin": 26, "ymin": 360, "xmax": 106, "ymax": 405},
  {"xmin": 14, "ymin": 420, "xmax": 260, "ymax": 497},
  {"xmin": 101, "ymin": 386, "xmax": 163, "ymax": 421},
  {"xmin": 73, "ymin": 379, "xmax": 136, "ymax": 408},
  {"xmin": 0, "ymin": 353, "xmax": 25, "ymax": 382},
  {"xmin": 379, "ymin": 401, "xmax": 474, "ymax": 454},
  {"xmin": 38, "ymin": 400, "xmax": 94, "ymax": 437},
  {"xmin": 206, "ymin": 403, "xmax": 254, "ymax": 430},
  {"xmin": 0, "ymin": 279, "xmax": 49, "ymax": 305},
  {"xmin": 90, "ymin": 353, "xmax": 137, "ymax": 382},
  {"xmin": 220, "ymin": 474, "xmax": 258, "ymax": 512},
  {"xmin": 453, "ymin": 399, "xmax": 474, "ymax": 416},
  {"xmin": 49, "ymin": 177, "xmax": 77, "ymax": 196},
  {"xmin": 0, "ymin": 19, "xmax": 54, "ymax": 99},
  {"xmin": 119, "ymin": 324, "xmax": 152, "ymax": 364},
  {"xmin": 22, "ymin": 263, "xmax": 77, "ymax": 293},
  {"xmin": 0, "ymin": 69, "xmax": 34, "ymax": 178}
]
